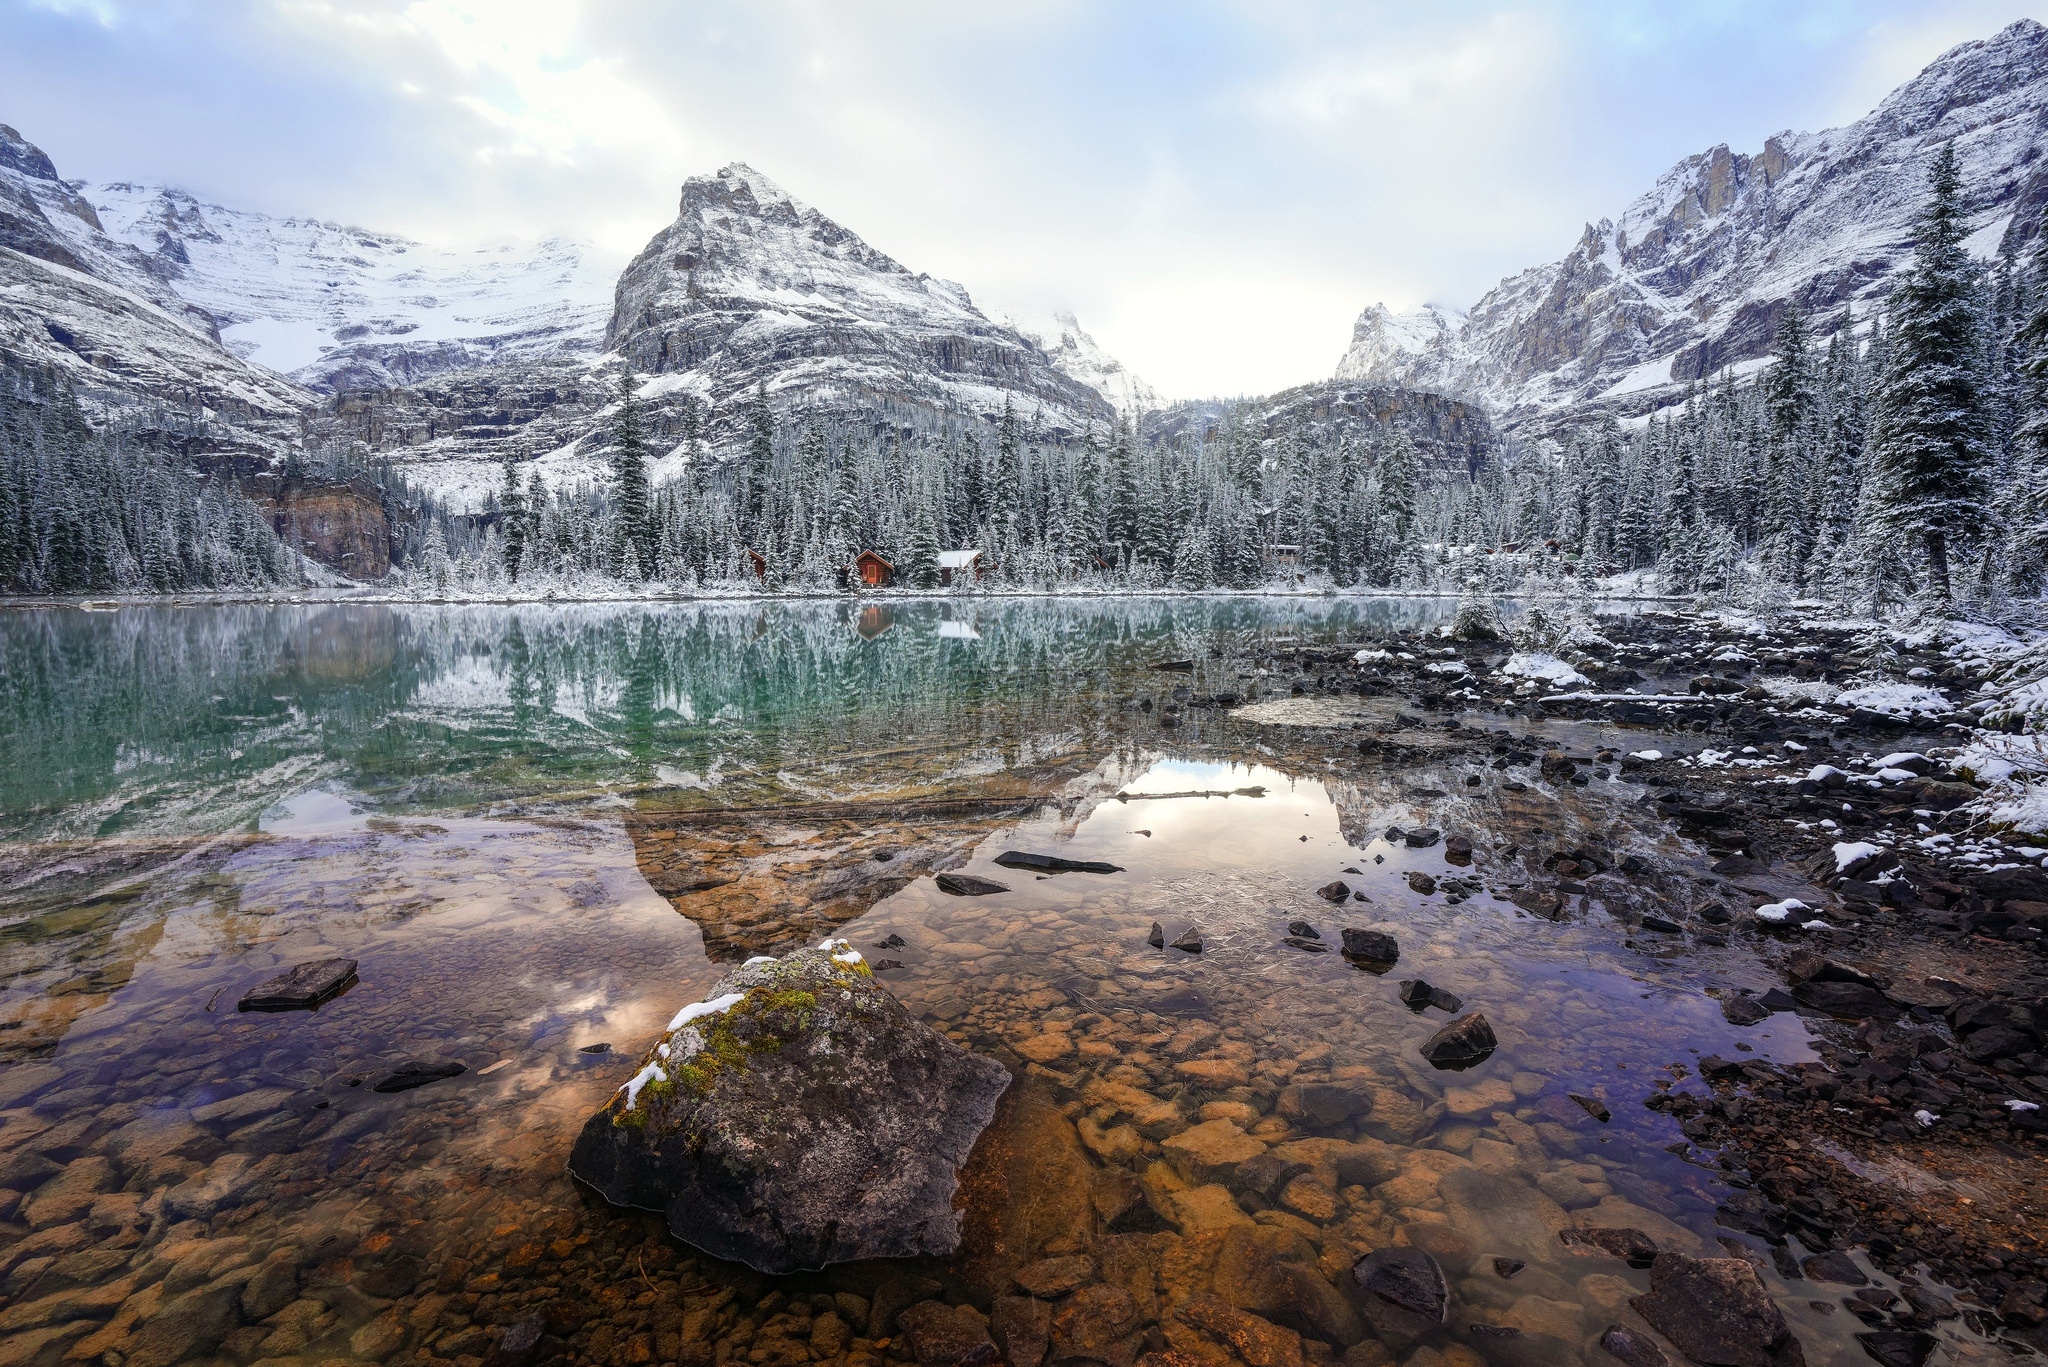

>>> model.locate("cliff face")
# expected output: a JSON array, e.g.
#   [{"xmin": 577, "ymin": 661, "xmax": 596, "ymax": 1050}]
[
  {"xmin": 254, "ymin": 478, "xmax": 393, "ymax": 581},
  {"xmin": 1335, "ymin": 19, "xmax": 2048, "ymax": 426},
  {"xmin": 606, "ymin": 164, "xmax": 1115, "ymax": 436},
  {"xmin": 1145, "ymin": 381, "xmax": 1498, "ymax": 480}
]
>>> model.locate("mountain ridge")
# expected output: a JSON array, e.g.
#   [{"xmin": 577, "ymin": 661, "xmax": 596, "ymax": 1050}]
[{"xmin": 1335, "ymin": 18, "xmax": 2048, "ymax": 430}]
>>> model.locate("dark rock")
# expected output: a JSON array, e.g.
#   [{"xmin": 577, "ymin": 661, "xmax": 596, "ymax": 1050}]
[
  {"xmin": 937, "ymin": 873, "xmax": 1011, "ymax": 896},
  {"xmin": 1493, "ymin": 1258, "xmax": 1525, "ymax": 1279},
  {"xmin": 1722, "ymin": 995, "xmax": 1772, "ymax": 1026},
  {"xmin": 876, "ymin": 933, "xmax": 907, "ymax": 948},
  {"xmin": 1316, "ymin": 880, "xmax": 1353, "ymax": 903},
  {"xmin": 1758, "ymin": 988, "xmax": 1799, "ymax": 1012},
  {"xmin": 481, "ymin": 1315, "xmax": 546, "ymax": 1367},
  {"xmin": 1148, "ymin": 922, "xmax": 1165, "ymax": 948},
  {"xmin": 898, "ymin": 1300, "xmax": 1001, "ymax": 1367},
  {"xmin": 1404, "ymin": 827, "xmax": 1442, "ymax": 848},
  {"xmin": 567, "ymin": 942, "xmax": 1009, "ymax": 1273},
  {"xmin": 372, "ymin": 1059, "xmax": 466, "ymax": 1093},
  {"xmin": 1569, "ymin": 1093, "xmax": 1612, "ymax": 1123},
  {"xmin": 1286, "ymin": 920, "xmax": 1321, "ymax": 939},
  {"xmin": 1420, "ymin": 1013, "xmax": 1497, "ymax": 1069},
  {"xmin": 1232, "ymin": 1151, "xmax": 1313, "ymax": 1201},
  {"xmin": 1640, "ymin": 914, "xmax": 1683, "ymax": 934},
  {"xmin": 1800, "ymin": 1251, "xmax": 1866, "ymax": 1286},
  {"xmin": 1698, "ymin": 901, "xmax": 1734, "ymax": 924},
  {"xmin": 872, "ymin": 958, "xmax": 904, "ymax": 971},
  {"xmin": 1281, "ymin": 936, "xmax": 1329, "ymax": 953},
  {"xmin": 1785, "ymin": 952, "xmax": 1881, "ymax": 989},
  {"xmin": 1690, "ymin": 676, "xmax": 1746, "ymax": 695},
  {"xmin": 1599, "ymin": 1324, "xmax": 1672, "ymax": 1367},
  {"xmin": 1792, "ymin": 981, "xmax": 1891, "ymax": 1017},
  {"xmin": 1445, "ymin": 833, "xmax": 1475, "ymax": 859},
  {"xmin": 1170, "ymin": 927, "xmax": 1204, "ymax": 953},
  {"xmin": 1405, "ymin": 871, "xmax": 1439, "ymax": 895},
  {"xmin": 1854, "ymin": 1331, "xmax": 1935, "ymax": 1367},
  {"xmin": 1340, "ymin": 929, "xmax": 1399, "ymax": 964},
  {"xmin": 579, "ymin": 1042, "xmax": 611, "ymax": 1054},
  {"xmin": 1561, "ymin": 1226, "xmax": 1656, "ymax": 1266},
  {"xmin": 1958, "ymin": 1025, "xmax": 2031, "ymax": 1062},
  {"xmin": 1051, "ymin": 1284, "xmax": 1145, "ymax": 1367},
  {"xmin": 1629, "ymin": 1254, "xmax": 1806, "ymax": 1367},
  {"xmin": 1347, "ymin": 1247, "xmax": 1448, "ymax": 1342},
  {"xmin": 1397, "ymin": 979, "xmax": 1461, "ymax": 1013},
  {"xmin": 996, "ymin": 851, "xmax": 1123, "ymax": 875},
  {"xmin": 237, "ymin": 957, "xmax": 358, "ymax": 1012}
]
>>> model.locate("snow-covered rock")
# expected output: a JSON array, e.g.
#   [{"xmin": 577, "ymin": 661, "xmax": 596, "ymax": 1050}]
[
  {"xmin": 1500, "ymin": 652, "xmax": 1590, "ymax": 688},
  {"xmin": 992, "ymin": 307, "xmax": 1158, "ymax": 416},
  {"xmin": 1335, "ymin": 20, "xmax": 2048, "ymax": 428},
  {"xmin": 90, "ymin": 182, "xmax": 615, "ymax": 392},
  {"xmin": 606, "ymin": 163, "xmax": 1114, "ymax": 435}
]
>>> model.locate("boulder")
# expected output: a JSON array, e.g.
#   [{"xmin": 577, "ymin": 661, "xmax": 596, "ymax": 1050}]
[
  {"xmin": 1629, "ymin": 1254, "xmax": 1805, "ymax": 1367},
  {"xmin": 1346, "ymin": 1247, "xmax": 1447, "ymax": 1343},
  {"xmin": 1340, "ymin": 929, "xmax": 1398, "ymax": 964},
  {"xmin": 1720, "ymin": 996, "xmax": 1771, "ymax": 1026},
  {"xmin": 1316, "ymin": 881, "xmax": 1352, "ymax": 903},
  {"xmin": 898, "ymin": 1301, "xmax": 1001, "ymax": 1367},
  {"xmin": 568, "ymin": 940, "xmax": 1010, "ymax": 1273},
  {"xmin": 1420, "ymin": 1013, "xmax": 1497, "ymax": 1069}
]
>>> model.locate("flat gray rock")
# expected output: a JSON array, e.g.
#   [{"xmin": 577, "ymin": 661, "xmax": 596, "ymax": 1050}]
[
  {"xmin": 238, "ymin": 957, "xmax": 357, "ymax": 1012},
  {"xmin": 569, "ymin": 940, "xmax": 1010, "ymax": 1274}
]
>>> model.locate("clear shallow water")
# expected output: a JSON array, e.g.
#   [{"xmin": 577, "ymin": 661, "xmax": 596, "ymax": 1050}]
[{"xmin": 0, "ymin": 599, "xmax": 1993, "ymax": 1367}]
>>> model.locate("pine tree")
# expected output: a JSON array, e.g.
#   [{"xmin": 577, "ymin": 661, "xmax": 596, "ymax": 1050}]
[
  {"xmin": 500, "ymin": 458, "xmax": 528, "ymax": 582},
  {"xmin": 611, "ymin": 372, "xmax": 654, "ymax": 574},
  {"xmin": 1868, "ymin": 144, "xmax": 1994, "ymax": 605}
]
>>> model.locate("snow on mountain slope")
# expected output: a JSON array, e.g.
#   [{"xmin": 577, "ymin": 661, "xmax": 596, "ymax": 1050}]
[
  {"xmin": 991, "ymin": 308, "xmax": 1159, "ymax": 416},
  {"xmin": 1, "ymin": 124, "xmax": 308, "ymax": 418},
  {"xmin": 607, "ymin": 163, "xmax": 1114, "ymax": 434},
  {"xmin": 90, "ymin": 183, "xmax": 614, "ymax": 392},
  {"xmin": 1335, "ymin": 19, "xmax": 2048, "ymax": 426}
]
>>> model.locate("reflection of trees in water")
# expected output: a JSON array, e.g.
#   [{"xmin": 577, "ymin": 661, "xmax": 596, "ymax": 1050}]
[{"xmin": 0, "ymin": 596, "xmax": 1456, "ymax": 840}]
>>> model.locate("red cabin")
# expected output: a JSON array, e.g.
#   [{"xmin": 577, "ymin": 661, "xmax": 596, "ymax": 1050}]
[{"xmin": 854, "ymin": 550, "xmax": 893, "ymax": 587}]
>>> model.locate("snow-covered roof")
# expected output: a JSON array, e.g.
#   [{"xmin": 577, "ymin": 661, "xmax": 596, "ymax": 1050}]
[{"xmin": 938, "ymin": 549, "xmax": 982, "ymax": 568}]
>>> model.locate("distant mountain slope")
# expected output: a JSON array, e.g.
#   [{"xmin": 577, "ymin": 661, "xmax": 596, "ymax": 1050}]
[
  {"xmin": 1337, "ymin": 19, "xmax": 2048, "ymax": 426},
  {"xmin": 89, "ymin": 182, "xmax": 615, "ymax": 392},
  {"xmin": 607, "ymin": 163, "xmax": 1116, "ymax": 435},
  {"xmin": 992, "ymin": 308, "xmax": 1159, "ymax": 417},
  {"xmin": 0, "ymin": 124, "xmax": 307, "ymax": 419}
]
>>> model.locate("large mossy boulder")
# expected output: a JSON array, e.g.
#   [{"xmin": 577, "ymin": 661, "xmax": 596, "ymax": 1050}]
[{"xmin": 569, "ymin": 939, "xmax": 1010, "ymax": 1274}]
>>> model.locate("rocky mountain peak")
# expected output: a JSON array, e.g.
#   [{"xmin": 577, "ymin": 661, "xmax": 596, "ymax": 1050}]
[
  {"xmin": 607, "ymin": 163, "xmax": 1114, "ymax": 434},
  {"xmin": 0, "ymin": 124, "xmax": 62, "ymax": 184},
  {"xmin": 1334, "ymin": 17, "xmax": 2048, "ymax": 432}
]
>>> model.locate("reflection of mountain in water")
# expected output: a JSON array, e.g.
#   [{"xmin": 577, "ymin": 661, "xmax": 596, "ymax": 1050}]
[{"xmin": 0, "ymin": 596, "xmax": 1457, "ymax": 845}]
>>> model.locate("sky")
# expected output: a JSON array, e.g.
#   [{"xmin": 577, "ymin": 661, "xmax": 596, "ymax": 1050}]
[{"xmin": 1, "ymin": 0, "xmax": 2044, "ymax": 399}]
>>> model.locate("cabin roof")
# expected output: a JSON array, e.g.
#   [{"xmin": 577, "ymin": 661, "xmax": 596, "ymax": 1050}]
[{"xmin": 937, "ymin": 549, "xmax": 981, "ymax": 569}]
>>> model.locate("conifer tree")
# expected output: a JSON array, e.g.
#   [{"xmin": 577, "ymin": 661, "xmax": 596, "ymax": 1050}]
[
  {"xmin": 1869, "ymin": 144, "xmax": 1994, "ymax": 605},
  {"xmin": 500, "ymin": 458, "xmax": 528, "ymax": 582},
  {"xmin": 610, "ymin": 372, "xmax": 654, "ymax": 574}
]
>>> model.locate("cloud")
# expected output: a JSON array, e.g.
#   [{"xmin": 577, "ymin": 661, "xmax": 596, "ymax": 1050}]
[{"xmin": 1, "ymin": 0, "xmax": 2040, "ymax": 399}]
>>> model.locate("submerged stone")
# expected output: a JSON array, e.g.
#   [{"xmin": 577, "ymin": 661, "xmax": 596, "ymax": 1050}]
[
  {"xmin": 1629, "ymin": 1254, "xmax": 1806, "ymax": 1367},
  {"xmin": 567, "ymin": 940, "xmax": 1009, "ymax": 1274},
  {"xmin": 237, "ymin": 957, "xmax": 357, "ymax": 1012},
  {"xmin": 372, "ymin": 1059, "xmax": 466, "ymax": 1093},
  {"xmin": 937, "ymin": 872, "xmax": 1011, "ymax": 896},
  {"xmin": 996, "ymin": 851, "xmax": 1124, "ymax": 875},
  {"xmin": 1340, "ymin": 928, "xmax": 1399, "ymax": 964},
  {"xmin": 1420, "ymin": 1012, "xmax": 1498, "ymax": 1069},
  {"xmin": 1347, "ymin": 1246, "xmax": 1447, "ymax": 1342}
]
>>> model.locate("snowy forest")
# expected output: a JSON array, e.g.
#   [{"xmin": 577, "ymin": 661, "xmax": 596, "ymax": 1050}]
[{"xmin": 5, "ymin": 146, "xmax": 2047, "ymax": 613}]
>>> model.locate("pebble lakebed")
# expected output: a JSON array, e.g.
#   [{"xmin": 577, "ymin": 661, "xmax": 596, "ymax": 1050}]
[{"xmin": 0, "ymin": 598, "xmax": 2039, "ymax": 1367}]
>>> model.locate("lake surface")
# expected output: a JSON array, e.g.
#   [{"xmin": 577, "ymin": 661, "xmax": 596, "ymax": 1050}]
[{"xmin": 0, "ymin": 599, "xmax": 1989, "ymax": 1367}]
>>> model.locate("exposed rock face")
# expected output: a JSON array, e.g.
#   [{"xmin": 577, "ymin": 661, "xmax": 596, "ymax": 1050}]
[
  {"xmin": 255, "ymin": 479, "xmax": 393, "ymax": 580},
  {"xmin": 568, "ymin": 940, "xmax": 1010, "ymax": 1274},
  {"xmin": 0, "ymin": 125, "xmax": 307, "ymax": 423},
  {"xmin": 1336, "ymin": 20, "xmax": 2048, "ymax": 429},
  {"xmin": 607, "ymin": 163, "xmax": 1114, "ymax": 437},
  {"xmin": 1143, "ymin": 381, "xmax": 1498, "ymax": 481}
]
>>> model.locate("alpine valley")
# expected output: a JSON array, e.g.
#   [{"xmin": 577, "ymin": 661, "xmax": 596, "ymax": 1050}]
[{"xmin": 3, "ymin": 19, "xmax": 2048, "ymax": 604}]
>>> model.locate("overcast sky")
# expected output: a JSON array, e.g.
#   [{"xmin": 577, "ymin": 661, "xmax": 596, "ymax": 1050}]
[{"xmin": 2, "ymin": 0, "xmax": 2043, "ymax": 398}]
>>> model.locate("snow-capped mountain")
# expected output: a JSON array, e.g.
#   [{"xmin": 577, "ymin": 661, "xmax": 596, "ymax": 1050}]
[
  {"xmin": 992, "ymin": 308, "xmax": 1159, "ymax": 417},
  {"xmin": 607, "ymin": 163, "xmax": 1115, "ymax": 434},
  {"xmin": 0, "ymin": 124, "xmax": 307, "ymax": 417},
  {"xmin": 1336, "ymin": 19, "xmax": 2048, "ymax": 426},
  {"xmin": 89, "ymin": 182, "xmax": 615, "ymax": 392}
]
